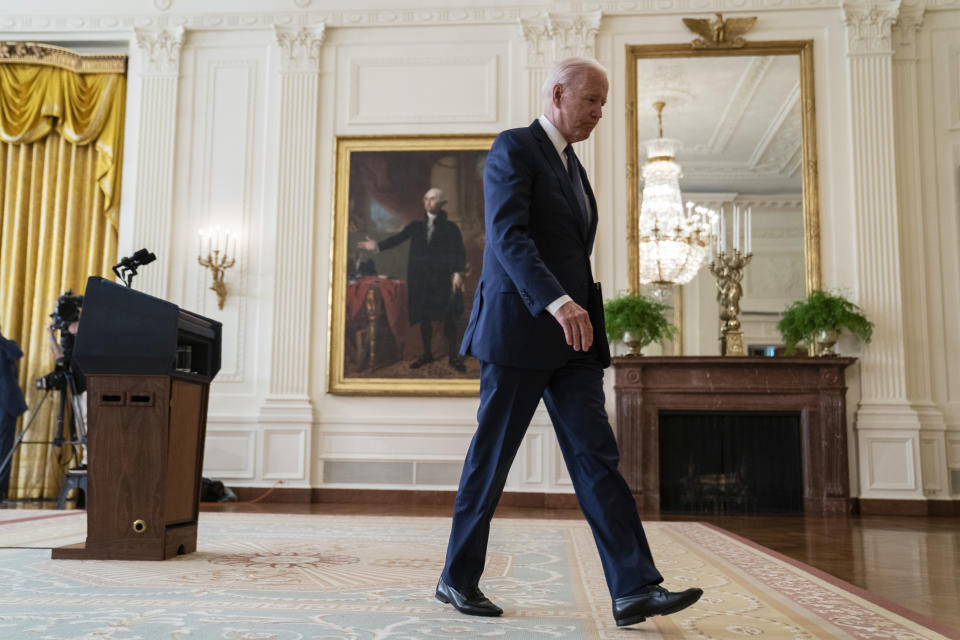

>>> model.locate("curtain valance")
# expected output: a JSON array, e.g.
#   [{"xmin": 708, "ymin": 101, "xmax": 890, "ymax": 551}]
[{"xmin": 0, "ymin": 43, "xmax": 126, "ymax": 227}]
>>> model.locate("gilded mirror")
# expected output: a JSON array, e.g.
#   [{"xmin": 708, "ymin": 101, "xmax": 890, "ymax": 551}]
[{"xmin": 626, "ymin": 40, "xmax": 820, "ymax": 355}]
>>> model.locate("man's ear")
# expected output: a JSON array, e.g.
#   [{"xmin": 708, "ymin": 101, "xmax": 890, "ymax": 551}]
[{"xmin": 551, "ymin": 83, "xmax": 563, "ymax": 106}]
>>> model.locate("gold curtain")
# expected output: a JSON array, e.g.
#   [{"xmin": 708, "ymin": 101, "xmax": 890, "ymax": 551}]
[{"xmin": 0, "ymin": 45, "xmax": 126, "ymax": 501}]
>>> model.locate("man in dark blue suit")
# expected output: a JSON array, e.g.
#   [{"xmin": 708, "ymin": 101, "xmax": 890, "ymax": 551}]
[{"xmin": 436, "ymin": 57, "xmax": 703, "ymax": 627}]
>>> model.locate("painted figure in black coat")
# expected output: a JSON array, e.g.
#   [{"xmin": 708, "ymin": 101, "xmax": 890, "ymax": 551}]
[{"xmin": 358, "ymin": 188, "xmax": 468, "ymax": 371}]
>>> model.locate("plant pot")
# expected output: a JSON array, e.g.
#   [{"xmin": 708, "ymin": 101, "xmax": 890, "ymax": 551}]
[
  {"xmin": 623, "ymin": 331, "xmax": 645, "ymax": 356},
  {"xmin": 814, "ymin": 328, "xmax": 839, "ymax": 357}
]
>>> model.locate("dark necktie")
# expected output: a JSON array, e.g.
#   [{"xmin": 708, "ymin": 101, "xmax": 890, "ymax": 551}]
[{"xmin": 564, "ymin": 145, "xmax": 589, "ymax": 228}]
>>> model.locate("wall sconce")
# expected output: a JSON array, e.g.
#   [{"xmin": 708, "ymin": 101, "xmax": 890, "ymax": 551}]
[{"xmin": 198, "ymin": 226, "xmax": 236, "ymax": 310}]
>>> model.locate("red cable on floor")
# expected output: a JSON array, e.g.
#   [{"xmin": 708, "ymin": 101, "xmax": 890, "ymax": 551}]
[{"xmin": 200, "ymin": 480, "xmax": 284, "ymax": 506}]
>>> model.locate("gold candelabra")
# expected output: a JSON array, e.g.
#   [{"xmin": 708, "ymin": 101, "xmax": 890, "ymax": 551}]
[
  {"xmin": 198, "ymin": 227, "xmax": 236, "ymax": 310},
  {"xmin": 709, "ymin": 205, "xmax": 752, "ymax": 356},
  {"xmin": 709, "ymin": 248, "xmax": 752, "ymax": 356}
]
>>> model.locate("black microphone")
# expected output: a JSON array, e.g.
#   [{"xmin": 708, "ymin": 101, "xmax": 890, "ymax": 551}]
[
  {"xmin": 123, "ymin": 249, "xmax": 156, "ymax": 268},
  {"xmin": 113, "ymin": 248, "xmax": 157, "ymax": 288}
]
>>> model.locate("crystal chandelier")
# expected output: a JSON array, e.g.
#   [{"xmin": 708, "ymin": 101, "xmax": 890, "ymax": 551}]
[{"xmin": 637, "ymin": 101, "xmax": 717, "ymax": 289}]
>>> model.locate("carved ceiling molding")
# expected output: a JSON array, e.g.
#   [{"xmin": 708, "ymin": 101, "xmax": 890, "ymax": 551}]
[
  {"xmin": 683, "ymin": 56, "xmax": 774, "ymax": 156},
  {"xmin": 274, "ymin": 24, "xmax": 326, "ymax": 72},
  {"xmin": 842, "ymin": 0, "xmax": 903, "ymax": 55},
  {"xmin": 0, "ymin": 1, "xmax": 845, "ymax": 35},
  {"xmin": 752, "ymin": 84, "xmax": 802, "ymax": 176},
  {"xmin": 133, "ymin": 26, "xmax": 184, "ymax": 75},
  {"xmin": 681, "ymin": 162, "xmax": 802, "ymax": 180},
  {"xmin": 682, "ymin": 193, "xmax": 804, "ymax": 209}
]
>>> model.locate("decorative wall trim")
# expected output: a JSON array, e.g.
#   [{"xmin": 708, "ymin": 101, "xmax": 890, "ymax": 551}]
[
  {"xmin": 203, "ymin": 428, "xmax": 257, "ymax": 479},
  {"xmin": 273, "ymin": 24, "xmax": 325, "ymax": 73},
  {"xmin": 682, "ymin": 193, "xmax": 804, "ymax": 209},
  {"xmin": 0, "ymin": 2, "xmax": 843, "ymax": 35},
  {"xmin": 519, "ymin": 17, "xmax": 551, "ymax": 67},
  {"xmin": 347, "ymin": 55, "xmax": 498, "ymax": 124},
  {"xmin": 192, "ymin": 57, "xmax": 261, "ymax": 384},
  {"xmin": 262, "ymin": 23, "xmax": 323, "ymax": 406},
  {"xmin": 134, "ymin": 25, "xmax": 185, "ymax": 75},
  {"xmin": 127, "ymin": 26, "xmax": 185, "ymax": 300},
  {"xmin": 894, "ymin": 1, "xmax": 926, "ymax": 48},
  {"xmin": 857, "ymin": 498, "xmax": 960, "ymax": 515},
  {"xmin": 262, "ymin": 427, "xmax": 308, "ymax": 480},
  {"xmin": 848, "ymin": 0, "xmax": 935, "ymax": 494},
  {"xmin": 0, "ymin": 41, "xmax": 126, "ymax": 72},
  {"xmin": 866, "ymin": 437, "xmax": 917, "ymax": 490},
  {"xmin": 547, "ymin": 11, "xmax": 602, "ymax": 60},
  {"xmin": 842, "ymin": 0, "xmax": 902, "ymax": 56},
  {"xmin": 523, "ymin": 432, "xmax": 544, "ymax": 484}
]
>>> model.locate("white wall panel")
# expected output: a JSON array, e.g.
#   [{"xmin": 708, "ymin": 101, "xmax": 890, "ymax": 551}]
[
  {"xmin": 263, "ymin": 428, "xmax": 308, "ymax": 480},
  {"xmin": 947, "ymin": 436, "xmax": 960, "ymax": 467},
  {"xmin": 920, "ymin": 437, "xmax": 945, "ymax": 493},
  {"xmin": 204, "ymin": 426, "xmax": 257, "ymax": 479},
  {"xmin": 523, "ymin": 431, "xmax": 544, "ymax": 485},
  {"xmin": 172, "ymin": 33, "xmax": 269, "ymax": 418},
  {"xmin": 349, "ymin": 55, "xmax": 498, "ymax": 124},
  {"xmin": 866, "ymin": 437, "xmax": 917, "ymax": 491}
]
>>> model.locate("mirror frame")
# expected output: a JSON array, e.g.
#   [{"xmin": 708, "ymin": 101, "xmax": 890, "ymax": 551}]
[{"xmin": 625, "ymin": 40, "xmax": 822, "ymax": 352}]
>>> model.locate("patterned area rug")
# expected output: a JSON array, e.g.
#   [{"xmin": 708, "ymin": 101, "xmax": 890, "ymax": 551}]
[{"xmin": 0, "ymin": 511, "xmax": 953, "ymax": 639}]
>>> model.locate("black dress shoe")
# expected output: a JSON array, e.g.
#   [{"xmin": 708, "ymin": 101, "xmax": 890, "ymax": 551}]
[
  {"xmin": 410, "ymin": 353, "xmax": 435, "ymax": 369},
  {"xmin": 448, "ymin": 356, "xmax": 466, "ymax": 373},
  {"xmin": 613, "ymin": 584, "xmax": 703, "ymax": 627},
  {"xmin": 435, "ymin": 577, "xmax": 503, "ymax": 617}
]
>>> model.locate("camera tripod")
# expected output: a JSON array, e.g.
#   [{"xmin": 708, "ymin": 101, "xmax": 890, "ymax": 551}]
[{"xmin": 0, "ymin": 367, "xmax": 87, "ymax": 505}]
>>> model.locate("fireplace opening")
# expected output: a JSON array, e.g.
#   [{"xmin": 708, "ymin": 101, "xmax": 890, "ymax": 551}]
[{"xmin": 658, "ymin": 410, "xmax": 803, "ymax": 514}]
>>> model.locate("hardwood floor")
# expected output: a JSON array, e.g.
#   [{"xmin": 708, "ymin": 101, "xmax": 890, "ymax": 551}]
[{"xmin": 200, "ymin": 501, "xmax": 960, "ymax": 632}]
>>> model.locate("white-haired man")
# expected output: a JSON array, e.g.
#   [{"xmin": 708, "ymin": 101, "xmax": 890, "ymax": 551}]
[{"xmin": 436, "ymin": 57, "xmax": 703, "ymax": 627}]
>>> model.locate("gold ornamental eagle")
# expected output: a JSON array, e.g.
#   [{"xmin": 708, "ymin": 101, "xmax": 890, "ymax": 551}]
[{"xmin": 682, "ymin": 13, "xmax": 757, "ymax": 49}]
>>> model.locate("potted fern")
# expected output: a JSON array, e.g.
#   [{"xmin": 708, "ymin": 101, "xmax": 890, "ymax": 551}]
[
  {"xmin": 777, "ymin": 289, "xmax": 873, "ymax": 356},
  {"xmin": 603, "ymin": 293, "xmax": 677, "ymax": 356}
]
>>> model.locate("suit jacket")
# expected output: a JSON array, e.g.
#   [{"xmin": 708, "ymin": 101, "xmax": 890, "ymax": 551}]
[
  {"xmin": 0, "ymin": 335, "xmax": 27, "ymax": 419},
  {"xmin": 460, "ymin": 120, "xmax": 610, "ymax": 370},
  {"xmin": 377, "ymin": 209, "xmax": 466, "ymax": 324}
]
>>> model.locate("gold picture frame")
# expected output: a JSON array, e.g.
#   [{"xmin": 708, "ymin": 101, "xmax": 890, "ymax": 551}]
[
  {"xmin": 329, "ymin": 135, "xmax": 496, "ymax": 396},
  {"xmin": 625, "ymin": 40, "xmax": 822, "ymax": 354}
]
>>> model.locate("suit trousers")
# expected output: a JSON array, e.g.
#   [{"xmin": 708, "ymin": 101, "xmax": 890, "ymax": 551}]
[{"xmin": 441, "ymin": 351, "xmax": 663, "ymax": 599}]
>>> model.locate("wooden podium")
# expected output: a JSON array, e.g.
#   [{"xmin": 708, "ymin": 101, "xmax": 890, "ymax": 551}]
[{"xmin": 52, "ymin": 277, "xmax": 221, "ymax": 561}]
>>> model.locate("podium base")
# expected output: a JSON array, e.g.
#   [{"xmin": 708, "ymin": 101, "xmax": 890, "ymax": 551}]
[{"xmin": 52, "ymin": 522, "xmax": 198, "ymax": 561}]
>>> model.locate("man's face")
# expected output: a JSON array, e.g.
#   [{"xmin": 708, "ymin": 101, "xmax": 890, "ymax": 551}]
[
  {"xmin": 423, "ymin": 190, "xmax": 442, "ymax": 214},
  {"xmin": 551, "ymin": 68, "xmax": 608, "ymax": 143}
]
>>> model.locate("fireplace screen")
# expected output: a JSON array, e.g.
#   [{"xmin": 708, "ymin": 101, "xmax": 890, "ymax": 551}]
[{"xmin": 658, "ymin": 411, "xmax": 803, "ymax": 514}]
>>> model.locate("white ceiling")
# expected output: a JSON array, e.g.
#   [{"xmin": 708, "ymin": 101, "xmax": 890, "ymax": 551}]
[{"xmin": 636, "ymin": 54, "xmax": 803, "ymax": 195}]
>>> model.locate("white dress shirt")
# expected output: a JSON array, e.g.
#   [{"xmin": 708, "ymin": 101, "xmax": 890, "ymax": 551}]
[{"xmin": 537, "ymin": 115, "xmax": 575, "ymax": 317}]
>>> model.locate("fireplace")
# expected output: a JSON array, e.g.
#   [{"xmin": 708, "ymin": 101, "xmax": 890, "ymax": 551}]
[
  {"xmin": 658, "ymin": 411, "xmax": 803, "ymax": 514},
  {"xmin": 612, "ymin": 356, "xmax": 856, "ymax": 515}
]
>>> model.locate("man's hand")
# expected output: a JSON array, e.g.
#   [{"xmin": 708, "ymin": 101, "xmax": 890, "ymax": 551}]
[
  {"xmin": 554, "ymin": 300, "xmax": 593, "ymax": 352},
  {"xmin": 452, "ymin": 272, "xmax": 464, "ymax": 292},
  {"xmin": 357, "ymin": 236, "xmax": 377, "ymax": 251}
]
